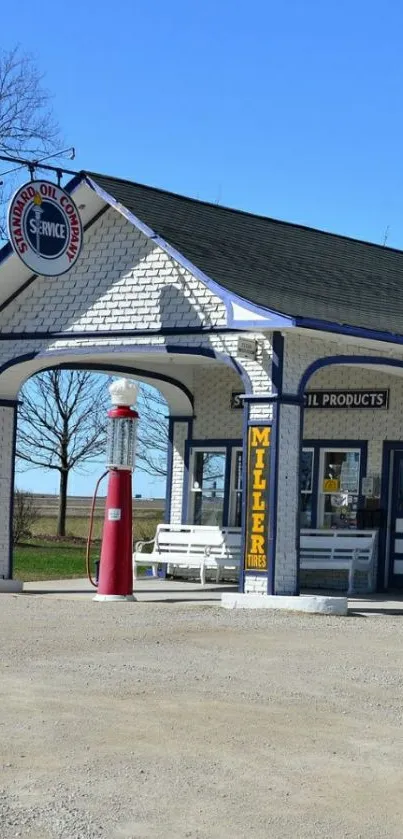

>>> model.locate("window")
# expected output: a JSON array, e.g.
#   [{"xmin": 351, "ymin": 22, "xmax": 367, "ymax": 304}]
[
  {"xmin": 191, "ymin": 450, "xmax": 226, "ymax": 526},
  {"xmin": 318, "ymin": 448, "xmax": 361, "ymax": 529},
  {"xmin": 187, "ymin": 442, "xmax": 243, "ymax": 527},
  {"xmin": 301, "ymin": 442, "xmax": 365, "ymax": 529}
]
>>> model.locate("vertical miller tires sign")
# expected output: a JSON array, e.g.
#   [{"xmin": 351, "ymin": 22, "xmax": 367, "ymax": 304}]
[
  {"xmin": 7, "ymin": 180, "xmax": 83, "ymax": 276},
  {"xmin": 244, "ymin": 425, "xmax": 271, "ymax": 573}
]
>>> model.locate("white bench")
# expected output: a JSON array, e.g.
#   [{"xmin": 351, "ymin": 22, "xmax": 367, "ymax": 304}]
[
  {"xmin": 300, "ymin": 529, "xmax": 378, "ymax": 595},
  {"xmin": 133, "ymin": 524, "xmax": 241, "ymax": 585}
]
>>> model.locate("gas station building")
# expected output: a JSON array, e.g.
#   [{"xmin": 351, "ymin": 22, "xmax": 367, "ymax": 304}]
[{"xmin": 2, "ymin": 170, "xmax": 403, "ymax": 596}]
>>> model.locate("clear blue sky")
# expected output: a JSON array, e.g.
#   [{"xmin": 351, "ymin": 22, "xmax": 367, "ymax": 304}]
[{"xmin": 4, "ymin": 0, "xmax": 403, "ymax": 495}]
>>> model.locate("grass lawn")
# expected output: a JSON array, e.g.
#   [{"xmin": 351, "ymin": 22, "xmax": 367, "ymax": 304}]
[
  {"xmin": 13, "ymin": 514, "xmax": 162, "ymax": 582},
  {"xmin": 13, "ymin": 540, "xmax": 100, "ymax": 582}
]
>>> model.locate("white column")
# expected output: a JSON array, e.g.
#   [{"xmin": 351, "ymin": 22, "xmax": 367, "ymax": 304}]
[
  {"xmin": 0, "ymin": 404, "xmax": 18, "ymax": 584},
  {"xmin": 274, "ymin": 402, "xmax": 301, "ymax": 595},
  {"xmin": 169, "ymin": 419, "xmax": 192, "ymax": 524}
]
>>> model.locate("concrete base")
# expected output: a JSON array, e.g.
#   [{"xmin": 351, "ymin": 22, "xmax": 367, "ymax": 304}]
[
  {"xmin": 93, "ymin": 593, "xmax": 136, "ymax": 602},
  {"xmin": 221, "ymin": 593, "xmax": 348, "ymax": 615},
  {"xmin": 0, "ymin": 579, "xmax": 23, "ymax": 593}
]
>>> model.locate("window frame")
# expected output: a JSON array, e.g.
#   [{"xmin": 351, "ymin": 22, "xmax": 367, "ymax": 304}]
[
  {"xmin": 183, "ymin": 438, "xmax": 243, "ymax": 527},
  {"xmin": 301, "ymin": 440, "xmax": 367, "ymax": 529}
]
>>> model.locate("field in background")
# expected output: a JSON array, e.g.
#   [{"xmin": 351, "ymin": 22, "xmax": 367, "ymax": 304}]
[{"xmin": 14, "ymin": 495, "xmax": 164, "ymax": 581}]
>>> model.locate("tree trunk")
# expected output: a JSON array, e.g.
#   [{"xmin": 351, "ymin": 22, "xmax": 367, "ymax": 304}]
[{"xmin": 57, "ymin": 469, "xmax": 68, "ymax": 537}]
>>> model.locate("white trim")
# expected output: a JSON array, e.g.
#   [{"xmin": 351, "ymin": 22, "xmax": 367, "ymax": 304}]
[{"xmin": 221, "ymin": 593, "xmax": 348, "ymax": 615}]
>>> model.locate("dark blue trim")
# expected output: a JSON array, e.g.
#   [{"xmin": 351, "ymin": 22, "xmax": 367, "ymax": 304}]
[
  {"xmin": 180, "ymin": 420, "xmax": 195, "ymax": 523},
  {"xmin": 0, "ymin": 326, "xmax": 246, "ymax": 341},
  {"xmin": 379, "ymin": 441, "xmax": 403, "ymax": 591},
  {"xmin": 0, "ymin": 353, "xmax": 194, "ymax": 415},
  {"xmin": 271, "ymin": 332, "xmax": 284, "ymax": 395},
  {"xmin": 7, "ymin": 406, "xmax": 17, "ymax": 580},
  {"xmin": 0, "ymin": 398, "xmax": 20, "ymax": 407},
  {"xmin": 268, "ymin": 332, "xmax": 284, "ymax": 594},
  {"xmin": 299, "ymin": 355, "xmax": 403, "ymax": 397},
  {"xmin": 295, "ymin": 402, "xmax": 306, "ymax": 593},
  {"xmin": 85, "ymin": 175, "xmax": 295, "ymax": 331},
  {"xmin": 165, "ymin": 418, "xmax": 175, "ymax": 523},
  {"xmin": 303, "ymin": 439, "xmax": 367, "ymax": 529},
  {"xmin": 183, "ymin": 438, "xmax": 242, "ymax": 525},
  {"xmin": 387, "ymin": 449, "xmax": 403, "ymax": 589},
  {"xmin": 296, "ymin": 316, "xmax": 403, "ymax": 349},
  {"xmin": 0, "ymin": 344, "xmax": 253, "ymax": 402},
  {"xmin": 166, "ymin": 417, "xmax": 193, "ymax": 523},
  {"xmin": 58, "ymin": 363, "xmax": 194, "ymax": 411},
  {"xmin": 238, "ymin": 402, "xmax": 249, "ymax": 593},
  {"xmin": 268, "ymin": 412, "xmax": 278, "ymax": 595}
]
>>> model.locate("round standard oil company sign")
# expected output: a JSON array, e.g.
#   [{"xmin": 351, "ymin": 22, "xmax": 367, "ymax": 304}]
[{"xmin": 7, "ymin": 180, "xmax": 83, "ymax": 276}]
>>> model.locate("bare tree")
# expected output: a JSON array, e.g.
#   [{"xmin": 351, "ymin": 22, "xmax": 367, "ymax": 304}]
[
  {"xmin": 0, "ymin": 46, "xmax": 60, "ymax": 236},
  {"xmin": 136, "ymin": 387, "xmax": 168, "ymax": 477},
  {"xmin": 17, "ymin": 371, "xmax": 109, "ymax": 537}
]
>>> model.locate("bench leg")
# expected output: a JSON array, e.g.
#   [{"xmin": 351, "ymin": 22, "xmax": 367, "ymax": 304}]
[
  {"xmin": 200, "ymin": 563, "xmax": 206, "ymax": 586},
  {"xmin": 216, "ymin": 565, "xmax": 221, "ymax": 584},
  {"xmin": 152, "ymin": 565, "xmax": 158, "ymax": 578},
  {"xmin": 347, "ymin": 565, "xmax": 355, "ymax": 596}
]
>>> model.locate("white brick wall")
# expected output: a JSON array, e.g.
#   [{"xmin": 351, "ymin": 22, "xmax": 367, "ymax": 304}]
[
  {"xmin": 192, "ymin": 366, "xmax": 244, "ymax": 439},
  {"xmin": 304, "ymin": 365, "xmax": 403, "ymax": 478},
  {"xmin": 273, "ymin": 331, "xmax": 403, "ymax": 595},
  {"xmin": 170, "ymin": 422, "xmax": 189, "ymax": 523},
  {"xmin": 0, "ymin": 408, "xmax": 15, "ymax": 579},
  {"xmin": 0, "ymin": 211, "xmax": 228, "ymax": 333},
  {"xmin": 274, "ymin": 402, "xmax": 301, "ymax": 594},
  {"xmin": 283, "ymin": 331, "xmax": 403, "ymax": 393},
  {"xmin": 244, "ymin": 575, "xmax": 267, "ymax": 594}
]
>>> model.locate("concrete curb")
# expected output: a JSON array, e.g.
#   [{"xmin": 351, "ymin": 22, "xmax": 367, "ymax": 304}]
[
  {"xmin": 0, "ymin": 579, "xmax": 23, "ymax": 593},
  {"xmin": 221, "ymin": 593, "xmax": 348, "ymax": 615}
]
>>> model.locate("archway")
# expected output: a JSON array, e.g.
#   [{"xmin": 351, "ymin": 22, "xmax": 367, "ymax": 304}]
[
  {"xmin": 1, "ymin": 344, "xmax": 250, "ymax": 586},
  {"xmin": 298, "ymin": 354, "xmax": 403, "ymax": 592}
]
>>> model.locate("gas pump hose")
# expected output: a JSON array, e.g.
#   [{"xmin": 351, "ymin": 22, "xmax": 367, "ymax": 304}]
[{"xmin": 85, "ymin": 471, "xmax": 108, "ymax": 587}]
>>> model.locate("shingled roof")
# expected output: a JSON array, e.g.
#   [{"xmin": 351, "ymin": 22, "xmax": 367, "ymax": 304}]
[{"xmin": 89, "ymin": 171, "xmax": 403, "ymax": 336}]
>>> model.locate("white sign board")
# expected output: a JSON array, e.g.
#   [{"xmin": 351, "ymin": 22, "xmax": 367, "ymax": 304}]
[{"xmin": 237, "ymin": 337, "xmax": 257, "ymax": 360}]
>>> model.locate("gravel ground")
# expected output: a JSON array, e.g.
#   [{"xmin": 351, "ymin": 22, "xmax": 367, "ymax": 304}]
[{"xmin": 1, "ymin": 595, "xmax": 403, "ymax": 838}]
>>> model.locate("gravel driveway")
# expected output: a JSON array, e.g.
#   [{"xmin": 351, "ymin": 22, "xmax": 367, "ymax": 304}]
[{"xmin": 1, "ymin": 594, "xmax": 403, "ymax": 838}]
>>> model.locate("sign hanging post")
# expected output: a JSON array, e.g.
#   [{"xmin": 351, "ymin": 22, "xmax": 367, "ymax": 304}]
[{"xmin": 7, "ymin": 180, "xmax": 83, "ymax": 276}]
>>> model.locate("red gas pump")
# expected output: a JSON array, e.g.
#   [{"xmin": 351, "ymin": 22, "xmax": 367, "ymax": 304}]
[{"xmin": 94, "ymin": 379, "xmax": 139, "ymax": 602}]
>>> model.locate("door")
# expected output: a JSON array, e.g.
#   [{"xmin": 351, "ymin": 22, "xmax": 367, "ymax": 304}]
[
  {"xmin": 318, "ymin": 448, "xmax": 361, "ymax": 529},
  {"xmin": 190, "ymin": 449, "xmax": 226, "ymax": 526},
  {"xmin": 388, "ymin": 450, "xmax": 403, "ymax": 588},
  {"xmin": 229, "ymin": 448, "xmax": 243, "ymax": 527}
]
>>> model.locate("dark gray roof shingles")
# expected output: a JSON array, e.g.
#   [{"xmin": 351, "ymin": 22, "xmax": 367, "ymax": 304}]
[{"xmin": 88, "ymin": 171, "xmax": 403, "ymax": 335}]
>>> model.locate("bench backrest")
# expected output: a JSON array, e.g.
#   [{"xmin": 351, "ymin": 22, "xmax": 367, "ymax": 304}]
[
  {"xmin": 300, "ymin": 529, "xmax": 377, "ymax": 563},
  {"xmin": 155, "ymin": 524, "xmax": 241, "ymax": 558}
]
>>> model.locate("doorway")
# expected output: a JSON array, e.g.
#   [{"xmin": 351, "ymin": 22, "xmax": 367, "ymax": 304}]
[
  {"xmin": 386, "ymin": 448, "xmax": 403, "ymax": 589},
  {"xmin": 185, "ymin": 440, "xmax": 242, "ymax": 527}
]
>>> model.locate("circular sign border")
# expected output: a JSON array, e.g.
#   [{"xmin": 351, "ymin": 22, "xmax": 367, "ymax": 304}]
[{"xmin": 7, "ymin": 179, "xmax": 83, "ymax": 277}]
